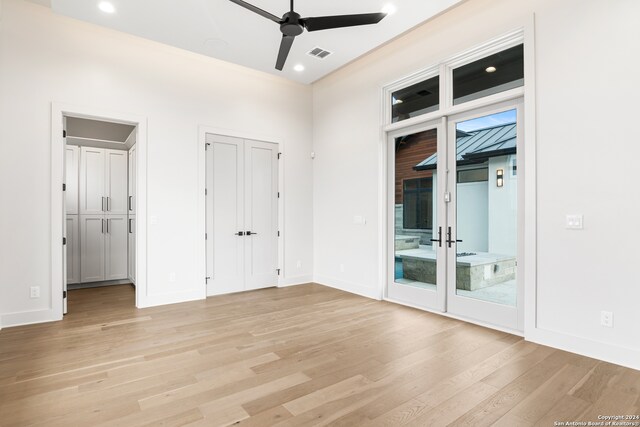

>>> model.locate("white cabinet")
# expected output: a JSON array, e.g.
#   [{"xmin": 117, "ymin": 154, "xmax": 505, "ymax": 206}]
[
  {"xmin": 66, "ymin": 215, "xmax": 80, "ymax": 284},
  {"xmin": 106, "ymin": 150, "xmax": 128, "ymax": 215},
  {"xmin": 128, "ymin": 216, "xmax": 136, "ymax": 283},
  {"xmin": 80, "ymin": 215, "xmax": 105, "ymax": 283},
  {"xmin": 105, "ymin": 216, "xmax": 128, "ymax": 280},
  {"xmin": 80, "ymin": 147, "xmax": 128, "ymax": 215},
  {"xmin": 80, "ymin": 214, "xmax": 128, "ymax": 283},
  {"xmin": 65, "ymin": 146, "xmax": 79, "ymax": 214},
  {"xmin": 128, "ymin": 144, "xmax": 136, "ymax": 215}
]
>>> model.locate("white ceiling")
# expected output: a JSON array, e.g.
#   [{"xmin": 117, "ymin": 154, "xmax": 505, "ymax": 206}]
[{"xmin": 42, "ymin": 0, "xmax": 464, "ymax": 84}]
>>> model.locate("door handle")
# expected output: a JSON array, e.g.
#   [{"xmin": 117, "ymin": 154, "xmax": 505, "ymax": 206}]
[
  {"xmin": 235, "ymin": 231, "xmax": 245, "ymax": 236},
  {"xmin": 102, "ymin": 219, "xmax": 105, "ymax": 234},
  {"xmin": 430, "ymin": 226, "xmax": 442, "ymax": 247},
  {"xmin": 446, "ymin": 226, "xmax": 463, "ymax": 248},
  {"xmin": 129, "ymin": 219, "xmax": 132, "ymax": 234},
  {"xmin": 102, "ymin": 197, "xmax": 106, "ymax": 212},
  {"xmin": 107, "ymin": 197, "xmax": 110, "ymax": 212},
  {"xmin": 106, "ymin": 219, "xmax": 110, "ymax": 233},
  {"xmin": 129, "ymin": 196, "xmax": 133, "ymax": 211},
  {"xmin": 246, "ymin": 231, "xmax": 258, "ymax": 236}
]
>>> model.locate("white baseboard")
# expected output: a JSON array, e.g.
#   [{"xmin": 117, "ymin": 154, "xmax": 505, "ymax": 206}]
[
  {"xmin": 313, "ymin": 275, "xmax": 381, "ymax": 300},
  {"xmin": 278, "ymin": 275, "xmax": 314, "ymax": 287},
  {"xmin": 526, "ymin": 328, "xmax": 640, "ymax": 371},
  {"xmin": 137, "ymin": 289, "xmax": 205, "ymax": 308},
  {"xmin": 0, "ymin": 308, "xmax": 60, "ymax": 328}
]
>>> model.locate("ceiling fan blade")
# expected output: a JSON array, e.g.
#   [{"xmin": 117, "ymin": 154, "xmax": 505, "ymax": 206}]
[
  {"xmin": 302, "ymin": 12, "xmax": 386, "ymax": 32},
  {"xmin": 228, "ymin": 0, "xmax": 281, "ymax": 24},
  {"xmin": 276, "ymin": 35, "xmax": 295, "ymax": 71}
]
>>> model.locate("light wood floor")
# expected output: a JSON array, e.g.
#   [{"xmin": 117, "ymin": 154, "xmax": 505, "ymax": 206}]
[{"xmin": 0, "ymin": 284, "xmax": 638, "ymax": 426}]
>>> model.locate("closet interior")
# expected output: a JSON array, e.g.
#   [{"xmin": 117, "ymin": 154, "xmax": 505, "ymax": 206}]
[{"xmin": 64, "ymin": 116, "xmax": 137, "ymax": 296}]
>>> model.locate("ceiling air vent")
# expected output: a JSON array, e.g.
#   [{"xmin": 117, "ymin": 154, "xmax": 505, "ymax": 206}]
[{"xmin": 307, "ymin": 47, "xmax": 332, "ymax": 59}]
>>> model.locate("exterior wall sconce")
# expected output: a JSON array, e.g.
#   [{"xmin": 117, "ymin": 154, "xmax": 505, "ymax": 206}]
[{"xmin": 496, "ymin": 169, "xmax": 504, "ymax": 187}]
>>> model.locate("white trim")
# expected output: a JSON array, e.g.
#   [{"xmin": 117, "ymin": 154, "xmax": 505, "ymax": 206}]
[
  {"xmin": 51, "ymin": 102, "xmax": 148, "ymax": 317},
  {"xmin": 315, "ymin": 275, "xmax": 381, "ymax": 300},
  {"xmin": 0, "ymin": 308, "xmax": 58, "ymax": 328},
  {"xmin": 278, "ymin": 275, "xmax": 314, "ymax": 288},
  {"xmin": 198, "ymin": 125, "xmax": 285, "ymax": 296}
]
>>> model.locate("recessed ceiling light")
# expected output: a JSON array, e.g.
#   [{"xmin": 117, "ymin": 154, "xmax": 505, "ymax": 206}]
[
  {"xmin": 485, "ymin": 66, "xmax": 497, "ymax": 73},
  {"xmin": 98, "ymin": 1, "xmax": 115, "ymax": 14},
  {"xmin": 382, "ymin": 4, "xmax": 397, "ymax": 15},
  {"xmin": 293, "ymin": 64, "xmax": 305, "ymax": 72}
]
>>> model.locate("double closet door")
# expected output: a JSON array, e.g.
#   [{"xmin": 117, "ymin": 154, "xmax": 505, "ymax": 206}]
[
  {"xmin": 79, "ymin": 147, "xmax": 128, "ymax": 283},
  {"xmin": 205, "ymin": 134, "xmax": 279, "ymax": 296}
]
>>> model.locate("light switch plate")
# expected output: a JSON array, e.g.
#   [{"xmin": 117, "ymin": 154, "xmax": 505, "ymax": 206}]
[{"xmin": 566, "ymin": 214, "xmax": 583, "ymax": 230}]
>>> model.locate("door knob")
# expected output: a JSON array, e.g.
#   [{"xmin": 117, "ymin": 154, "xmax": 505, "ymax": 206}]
[
  {"xmin": 430, "ymin": 226, "xmax": 442, "ymax": 247},
  {"xmin": 246, "ymin": 231, "xmax": 258, "ymax": 236},
  {"xmin": 235, "ymin": 231, "xmax": 245, "ymax": 236},
  {"xmin": 446, "ymin": 226, "xmax": 463, "ymax": 248}
]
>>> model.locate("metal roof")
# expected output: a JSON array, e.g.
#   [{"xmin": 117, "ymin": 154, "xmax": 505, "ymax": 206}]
[{"xmin": 415, "ymin": 122, "xmax": 517, "ymax": 171}]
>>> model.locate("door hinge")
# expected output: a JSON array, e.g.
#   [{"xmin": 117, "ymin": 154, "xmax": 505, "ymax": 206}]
[
  {"xmin": 205, "ymin": 277, "xmax": 211, "ymax": 284},
  {"xmin": 277, "ymin": 230, "xmax": 280, "ymax": 237},
  {"xmin": 205, "ymin": 233, "xmax": 208, "ymax": 240},
  {"xmin": 63, "ymin": 183, "xmax": 66, "ymax": 191},
  {"xmin": 63, "ymin": 130, "xmax": 67, "ymax": 138},
  {"xmin": 277, "ymin": 192, "xmax": 280, "ymax": 199},
  {"xmin": 276, "ymin": 268, "xmax": 281, "ymax": 275},
  {"xmin": 63, "ymin": 237, "xmax": 67, "ymax": 245},
  {"xmin": 205, "ymin": 188, "xmax": 207, "ymax": 196},
  {"xmin": 63, "ymin": 290, "xmax": 67, "ymax": 298},
  {"xmin": 205, "ymin": 143, "xmax": 211, "ymax": 150},
  {"xmin": 277, "ymin": 152, "xmax": 282, "ymax": 159}
]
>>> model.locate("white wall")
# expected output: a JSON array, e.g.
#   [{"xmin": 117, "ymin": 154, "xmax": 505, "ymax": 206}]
[
  {"xmin": 313, "ymin": 0, "xmax": 640, "ymax": 368},
  {"xmin": 0, "ymin": 0, "xmax": 313, "ymax": 325}
]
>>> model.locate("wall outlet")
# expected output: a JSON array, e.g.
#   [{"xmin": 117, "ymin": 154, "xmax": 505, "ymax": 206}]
[
  {"xmin": 339, "ymin": 264, "xmax": 345, "ymax": 273},
  {"xmin": 296, "ymin": 260, "xmax": 302, "ymax": 269},
  {"xmin": 30, "ymin": 286, "xmax": 40, "ymax": 298},
  {"xmin": 600, "ymin": 310, "xmax": 613, "ymax": 328},
  {"xmin": 566, "ymin": 214, "xmax": 584, "ymax": 230},
  {"xmin": 169, "ymin": 272, "xmax": 176, "ymax": 283}
]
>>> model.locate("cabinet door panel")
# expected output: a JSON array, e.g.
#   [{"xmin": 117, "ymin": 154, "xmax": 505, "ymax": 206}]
[
  {"xmin": 65, "ymin": 146, "xmax": 80, "ymax": 214},
  {"xmin": 106, "ymin": 150, "xmax": 128, "ymax": 215},
  {"xmin": 128, "ymin": 145, "xmax": 136, "ymax": 215},
  {"xmin": 80, "ymin": 215, "xmax": 105, "ymax": 282},
  {"xmin": 106, "ymin": 215, "xmax": 128, "ymax": 280},
  {"xmin": 128, "ymin": 216, "xmax": 136, "ymax": 283},
  {"xmin": 66, "ymin": 215, "xmax": 80, "ymax": 284},
  {"xmin": 80, "ymin": 148, "xmax": 105, "ymax": 215}
]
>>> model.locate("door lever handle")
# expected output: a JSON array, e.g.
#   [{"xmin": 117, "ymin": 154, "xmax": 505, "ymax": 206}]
[
  {"xmin": 235, "ymin": 231, "xmax": 245, "ymax": 236},
  {"xmin": 430, "ymin": 226, "xmax": 442, "ymax": 247},
  {"xmin": 246, "ymin": 231, "xmax": 258, "ymax": 236},
  {"xmin": 446, "ymin": 226, "xmax": 463, "ymax": 248}
]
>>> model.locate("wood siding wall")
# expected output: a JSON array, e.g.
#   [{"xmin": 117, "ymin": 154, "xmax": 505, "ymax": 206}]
[{"xmin": 395, "ymin": 129, "xmax": 437, "ymax": 204}]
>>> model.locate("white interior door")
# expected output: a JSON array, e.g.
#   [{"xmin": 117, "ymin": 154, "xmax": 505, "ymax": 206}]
[
  {"xmin": 65, "ymin": 145, "xmax": 79, "ymax": 215},
  {"xmin": 244, "ymin": 140, "xmax": 279, "ymax": 291},
  {"xmin": 105, "ymin": 149, "xmax": 128, "ymax": 215},
  {"xmin": 80, "ymin": 215, "xmax": 105, "ymax": 282},
  {"xmin": 128, "ymin": 145, "xmax": 136, "ymax": 215},
  {"xmin": 206, "ymin": 135, "xmax": 245, "ymax": 296},
  {"xmin": 105, "ymin": 215, "xmax": 128, "ymax": 280},
  {"xmin": 80, "ymin": 147, "xmax": 106, "ymax": 215}
]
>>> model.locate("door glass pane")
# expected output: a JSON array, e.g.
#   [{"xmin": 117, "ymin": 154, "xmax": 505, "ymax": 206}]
[
  {"xmin": 455, "ymin": 109, "xmax": 517, "ymax": 306},
  {"xmin": 392, "ymin": 76, "xmax": 439, "ymax": 123},
  {"xmin": 453, "ymin": 44, "xmax": 524, "ymax": 105},
  {"xmin": 395, "ymin": 129, "xmax": 438, "ymax": 290}
]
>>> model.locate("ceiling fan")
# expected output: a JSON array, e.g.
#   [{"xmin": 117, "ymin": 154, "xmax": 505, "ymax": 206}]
[{"xmin": 229, "ymin": 0, "xmax": 388, "ymax": 70}]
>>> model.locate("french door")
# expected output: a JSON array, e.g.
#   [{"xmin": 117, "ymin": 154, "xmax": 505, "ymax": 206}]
[
  {"xmin": 388, "ymin": 99, "xmax": 523, "ymax": 331},
  {"xmin": 205, "ymin": 134, "xmax": 279, "ymax": 296}
]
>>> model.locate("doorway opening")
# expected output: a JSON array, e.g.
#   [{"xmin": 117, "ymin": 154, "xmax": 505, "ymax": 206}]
[
  {"xmin": 204, "ymin": 133, "xmax": 280, "ymax": 296},
  {"xmin": 388, "ymin": 99, "xmax": 524, "ymax": 332}
]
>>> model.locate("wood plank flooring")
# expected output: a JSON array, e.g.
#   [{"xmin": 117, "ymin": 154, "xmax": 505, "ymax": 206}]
[{"xmin": 0, "ymin": 284, "xmax": 638, "ymax": 426}]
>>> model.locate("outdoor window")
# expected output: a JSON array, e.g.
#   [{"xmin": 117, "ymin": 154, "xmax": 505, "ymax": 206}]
[
  {"xmin": 457, "ymin": 168, "xmax": 488, "ymax": 183},
  {"xmin": 392, "ymin": 76, "xmax": 439, "ymax": 123},
  {"xmin": 510, "ymin": 155, "xmax": 517, "ymax": 177},
  {"xmin": 403, "ymin": 178, "xmax": 433, "ymax": 229},
  {"xmin": 453, "ymin": 44, "xmax": 524, "ymax": 105}
]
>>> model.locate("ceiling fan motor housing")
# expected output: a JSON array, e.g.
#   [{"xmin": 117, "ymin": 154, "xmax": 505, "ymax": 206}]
[{"xmin": 280, "ymin": 11, "xmax": 304, "ymax": 36}]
